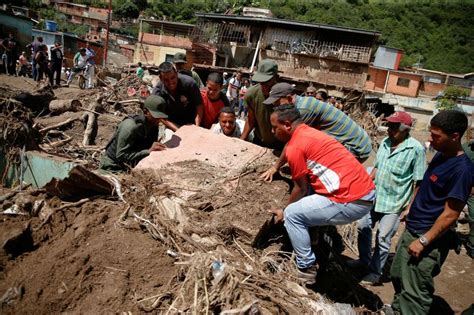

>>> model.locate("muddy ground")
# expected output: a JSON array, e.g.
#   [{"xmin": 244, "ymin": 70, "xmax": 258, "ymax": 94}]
[{"xmin": 1, "ymin": 74, "xmax": 473, "ymax": 314}]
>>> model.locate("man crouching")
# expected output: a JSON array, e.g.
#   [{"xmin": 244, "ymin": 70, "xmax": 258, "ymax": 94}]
[
  {"xmin": 268, "ymin": 105, "xmax": 375, "ymax": 284},
  {"xmin": 99, "ymin": 95, "xmax": 167, "ymax": 172}
]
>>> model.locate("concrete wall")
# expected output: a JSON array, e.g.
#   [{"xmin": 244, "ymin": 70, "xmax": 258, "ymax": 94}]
[
  {"xmin": 386, "ymin": 72, "xmax": 422, "ymax": 97},
  {"xmin": 133, "ymin": 43, "xmax": 186, "ymax": 65}
]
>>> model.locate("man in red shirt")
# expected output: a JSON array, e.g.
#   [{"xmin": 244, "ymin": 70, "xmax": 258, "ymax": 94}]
[
  {"xmin": 269, "ymin": 105, "xmax": 375, "ymax": 284},
  {"xmin": 201, "ymin": 72, "xmax": 230, "ymax": 129}
]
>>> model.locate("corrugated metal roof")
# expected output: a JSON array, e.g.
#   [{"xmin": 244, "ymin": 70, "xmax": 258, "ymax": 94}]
[
  {"xmin": 141, "ymin": 19, "xmax": 195, "ymax": 34},
  {"xmin": 195, "ymin": 12, "xmax": 380, "ymax": 37}
]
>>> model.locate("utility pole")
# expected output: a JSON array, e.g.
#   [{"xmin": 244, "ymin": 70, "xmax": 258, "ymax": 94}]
[{"xmin": 103, "ymin": 0, "xmax": 112, "ymax": 67}]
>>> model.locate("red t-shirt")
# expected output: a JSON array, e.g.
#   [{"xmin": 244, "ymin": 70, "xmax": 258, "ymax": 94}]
[
  {"xmin": 285, "ymin": 124, "xmax": 374, "ymax": 203},
  {"xmin": 201, "ymin": 89, "xmax": 226, "ymax": 129}
]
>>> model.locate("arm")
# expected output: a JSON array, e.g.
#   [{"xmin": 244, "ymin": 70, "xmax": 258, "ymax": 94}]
[
  {"xmin": 261, "ymin": 144, "xmax": 288, "ymax": 182},
  {"xmin": 271, "ymin": 176, "xmax": 308, "ymax": 223},
  {"xmin": 161, "ymin": 119, "xmax": 179, "ymax": 132},
  {"xmin": 195, "ymin": 104, "xmax": 203, "ymax": 126},
  {"xmin": 400, "ymin": 182, "xmax": 421, "ymax": 222},
  {"xmin": 408, "ymin": 198, "xmax": 464, "ymax": 258},
  {"xmin": 240, "ymin": 107, "xmax": 255, "ymax": 140},
  {"xmin": 402, "ymin": 146, "xmax": 426, "ymax": 221},
  {"xmin": 289, "ymin": 176, "xmax": 309, "ymax": 204},
  {"xmin": 369, "ymin": 167, "xmax": 377, "ymax": 181}
]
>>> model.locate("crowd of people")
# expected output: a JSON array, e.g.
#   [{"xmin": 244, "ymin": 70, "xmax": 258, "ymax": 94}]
[
  {"xmin": 105, "ymin": 56, "xmax": 474, "ymax": 314},
  {"xmin": 3, "ymin": 36, "xmax": 471, "ymax": 312},
  {"xmin": 1, "ymin": 34, "xmax": 96, "ymax": 88}
]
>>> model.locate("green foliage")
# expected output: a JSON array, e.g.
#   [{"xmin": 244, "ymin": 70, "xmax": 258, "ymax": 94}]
[
  {"xmin": 24, "ymin": 0, "xmax": 473, "ymax": 73},
  {"xmin": 436, "ymin": 86, "xmax": 470, "ymax": 111},
  {"xmin": 115, "ymin": 1, "xmax": 140, "ymax": 19},
  {"xmin": 139, "ymin": 0, "xmax": 473, "ymax": 74}
]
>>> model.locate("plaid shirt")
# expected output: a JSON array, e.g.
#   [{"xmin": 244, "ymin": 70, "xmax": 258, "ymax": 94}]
[{"xmin": 374, "ymin": 136, "xmax": 426, "ymax": 214}]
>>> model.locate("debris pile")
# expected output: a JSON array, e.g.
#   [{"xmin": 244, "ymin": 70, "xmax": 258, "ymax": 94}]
[{"xmin": 0, "ymin": 75, "xmax": 385, "ymax": 314}]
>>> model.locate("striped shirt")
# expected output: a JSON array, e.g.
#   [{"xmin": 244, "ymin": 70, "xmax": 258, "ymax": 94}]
[
  {"xmin": 295, "ymin": 96, "xmax": 372, "ymax": 159},
  {"xmin": 374, "ymin": 136, "xmax": 426, "ymax": 214}
]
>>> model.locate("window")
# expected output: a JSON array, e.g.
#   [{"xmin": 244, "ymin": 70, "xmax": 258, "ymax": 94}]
[
  {"xmin": 165, "ymin": 54, "xmax": 174, "ymax": 63},
  {"xmin": 367, "ymin": 74, "xmax": 371, "ymax": 81},
  {"xmin": 396, "ymin": 77, "xmax": 410, "ymax": 87}
]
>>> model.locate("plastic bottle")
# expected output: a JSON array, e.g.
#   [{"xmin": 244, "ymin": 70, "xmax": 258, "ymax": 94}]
[{"xmin": 211, "ymin": 260, "xmax": 226, "ymax": 283}]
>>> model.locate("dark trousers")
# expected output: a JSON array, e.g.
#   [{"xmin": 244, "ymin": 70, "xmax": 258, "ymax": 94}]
[
  {"xmin": 390, "ymin": 229, "xmax": 451, "ymax": 315},
  {"xmin": 32, "ymin": 59, "xmax": 37, "ymax": 80},
  {"xmin": 37, "ymin": 64, "xmax": 52, "ymax": 85},
  {"xmin": 51, "ymin": 63, "xmax": 62, "ymax": 85}
]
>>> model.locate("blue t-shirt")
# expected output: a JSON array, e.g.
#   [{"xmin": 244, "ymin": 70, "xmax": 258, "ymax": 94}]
[{"xmin": 407, "ymin": 152, "xmax": 473, "ymax": 234}]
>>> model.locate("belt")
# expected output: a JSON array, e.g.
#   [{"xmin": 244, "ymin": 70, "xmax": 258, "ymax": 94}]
[{"xmin": 351, "ymin": 199, "xmax": 374, "ymax": 207}]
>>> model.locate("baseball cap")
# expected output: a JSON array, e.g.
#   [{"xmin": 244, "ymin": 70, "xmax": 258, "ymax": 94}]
[
  {"xmin": 263, "ymin": 82, "xmax": 295, "ymax": 105},
  {"xmin": 306, "ymin": 86, "xmax": 317, "ymax": 93},
  {"xmin": 316, "ymin": 88, "xmax": 328, "ymax": 97},
  {"xmin": 173, "ymin": 52, "xmax": 187, "ymax": 64},
  {"xmin": 144, "ymin": 95, "xmax": 168, "ymax": 119},
  {"xmin": 385, "ymin": 111, "xmax": 413, "ymax": 126},
  {"xmin": 252, "ymin": 59, "xmax": 278, "ymax": 83}
]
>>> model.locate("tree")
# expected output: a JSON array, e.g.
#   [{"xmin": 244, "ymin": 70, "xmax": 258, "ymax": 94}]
[
  {"xmin": 436, "ymin": 86, "xmax": 470, "ymax": 111},
  {"xmin": 115, "ymin": 1, "xmax": 139, "ymax": 19}
]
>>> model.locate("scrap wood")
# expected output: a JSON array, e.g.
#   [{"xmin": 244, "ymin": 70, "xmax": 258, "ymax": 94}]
[
  {"xmin": 43, "ymin": 165, "xmax": 115, "ymax": 201},
  {"xmin": 39, "ymin": 117, "xmax": 78, "ymax": 134},
  {"xmin": 0, "ymin": 184, "xmax": 32, "ymax": 203}
]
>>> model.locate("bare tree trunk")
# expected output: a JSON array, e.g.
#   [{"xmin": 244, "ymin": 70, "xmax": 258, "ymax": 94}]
[
  {"xmin": 82, "ymin": 96, "xmax": 103, "ymax": 146},
  {"xmin": 49, "ymin": 99, "xmax": 81, "ymax": 114}
]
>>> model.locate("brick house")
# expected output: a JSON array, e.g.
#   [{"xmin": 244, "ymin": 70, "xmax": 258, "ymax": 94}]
[
  {"xmin": 191, "ymin": 11, "xmax": 380, "ymax": 91},
  {"xmin": 366, "ymin": 67, "xmax": 423, "ymax": 97}
]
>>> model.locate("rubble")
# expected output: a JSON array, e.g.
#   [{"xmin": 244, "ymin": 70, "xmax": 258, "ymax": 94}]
[{"xmin": 0, "ymin": 74, "xmax": 386, "ymax": 314}]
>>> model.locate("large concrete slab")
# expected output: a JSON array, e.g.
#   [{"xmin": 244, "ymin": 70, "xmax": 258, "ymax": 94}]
[{"xmin": 135, "ymin": 125, "xmax": 271, "ymax": 171}]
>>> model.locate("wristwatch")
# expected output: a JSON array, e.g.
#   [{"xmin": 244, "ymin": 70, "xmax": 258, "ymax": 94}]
[{"xmin": 419, "ymin": 235, "xmax": 429, "ymax": 246}]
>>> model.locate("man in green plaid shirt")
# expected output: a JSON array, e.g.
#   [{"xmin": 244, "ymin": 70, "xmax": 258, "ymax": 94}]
[{"xmin": 351, "ymin": 111, "xmax": 426, "ymax": 285}]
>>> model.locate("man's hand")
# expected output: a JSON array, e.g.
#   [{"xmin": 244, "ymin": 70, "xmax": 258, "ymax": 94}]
[
  {"xmin": 268, "ymin": 208, "xmax": 284, "ymax": 224},
  {"xmin": 149, "ymin": 142, "xmax": 166, "ymax": 152},
  {"xmin": 260, "ymin": 166, "xmax": 278, "ymax": 182},
  {"xmin": 408, "ymin": 239, "xmax": 424, "ymax": 258}
]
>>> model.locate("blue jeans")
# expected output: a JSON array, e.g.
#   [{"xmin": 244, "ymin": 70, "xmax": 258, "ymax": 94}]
[
  {"xmin": 238, "ymin": 98, "xmax": 247, "ymax": 116},
  {"xmin": 357, "ymin": 209, "xmax": 400, "ymax": 275},
  {"xmin": 284, "ymin": 191, "xmax": 374, "ymax": 269}
]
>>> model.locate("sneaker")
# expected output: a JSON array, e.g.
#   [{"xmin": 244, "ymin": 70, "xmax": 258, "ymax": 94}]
[
  {"xmin": 360, "ymin": 272, "xmax": 381, "ymax": 285},
  {"xmin": 297, "ymin": 264, "xmax": 318, "ymax": 285}
]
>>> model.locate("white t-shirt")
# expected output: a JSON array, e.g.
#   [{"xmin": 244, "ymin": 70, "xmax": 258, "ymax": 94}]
[
  {"xmin": 226, "ymin": 77, "xmax": 241, "ymax": 99},
  {"xmin": 211, "ymin": 119, "xmax": 253, "ymax": 141}
]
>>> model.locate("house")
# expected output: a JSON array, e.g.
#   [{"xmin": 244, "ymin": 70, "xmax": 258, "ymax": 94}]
[
  {"xmin": 0, "ymin": 7, "xmax": 36, "ymax": 49},
  {"xmin": 190, "ymin": 10, "xmax": 380, "ymax": 91},
  {"xmin": 54, "ymin": 2, "xmax": 109, "ymax": 31},
  {"xmin": 134, "ymin": 19, "xmax": 194, "ymax": 65},
  {"xmin": 366, "ymin": 67, "xmax": 423, "ymax": 98}
]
